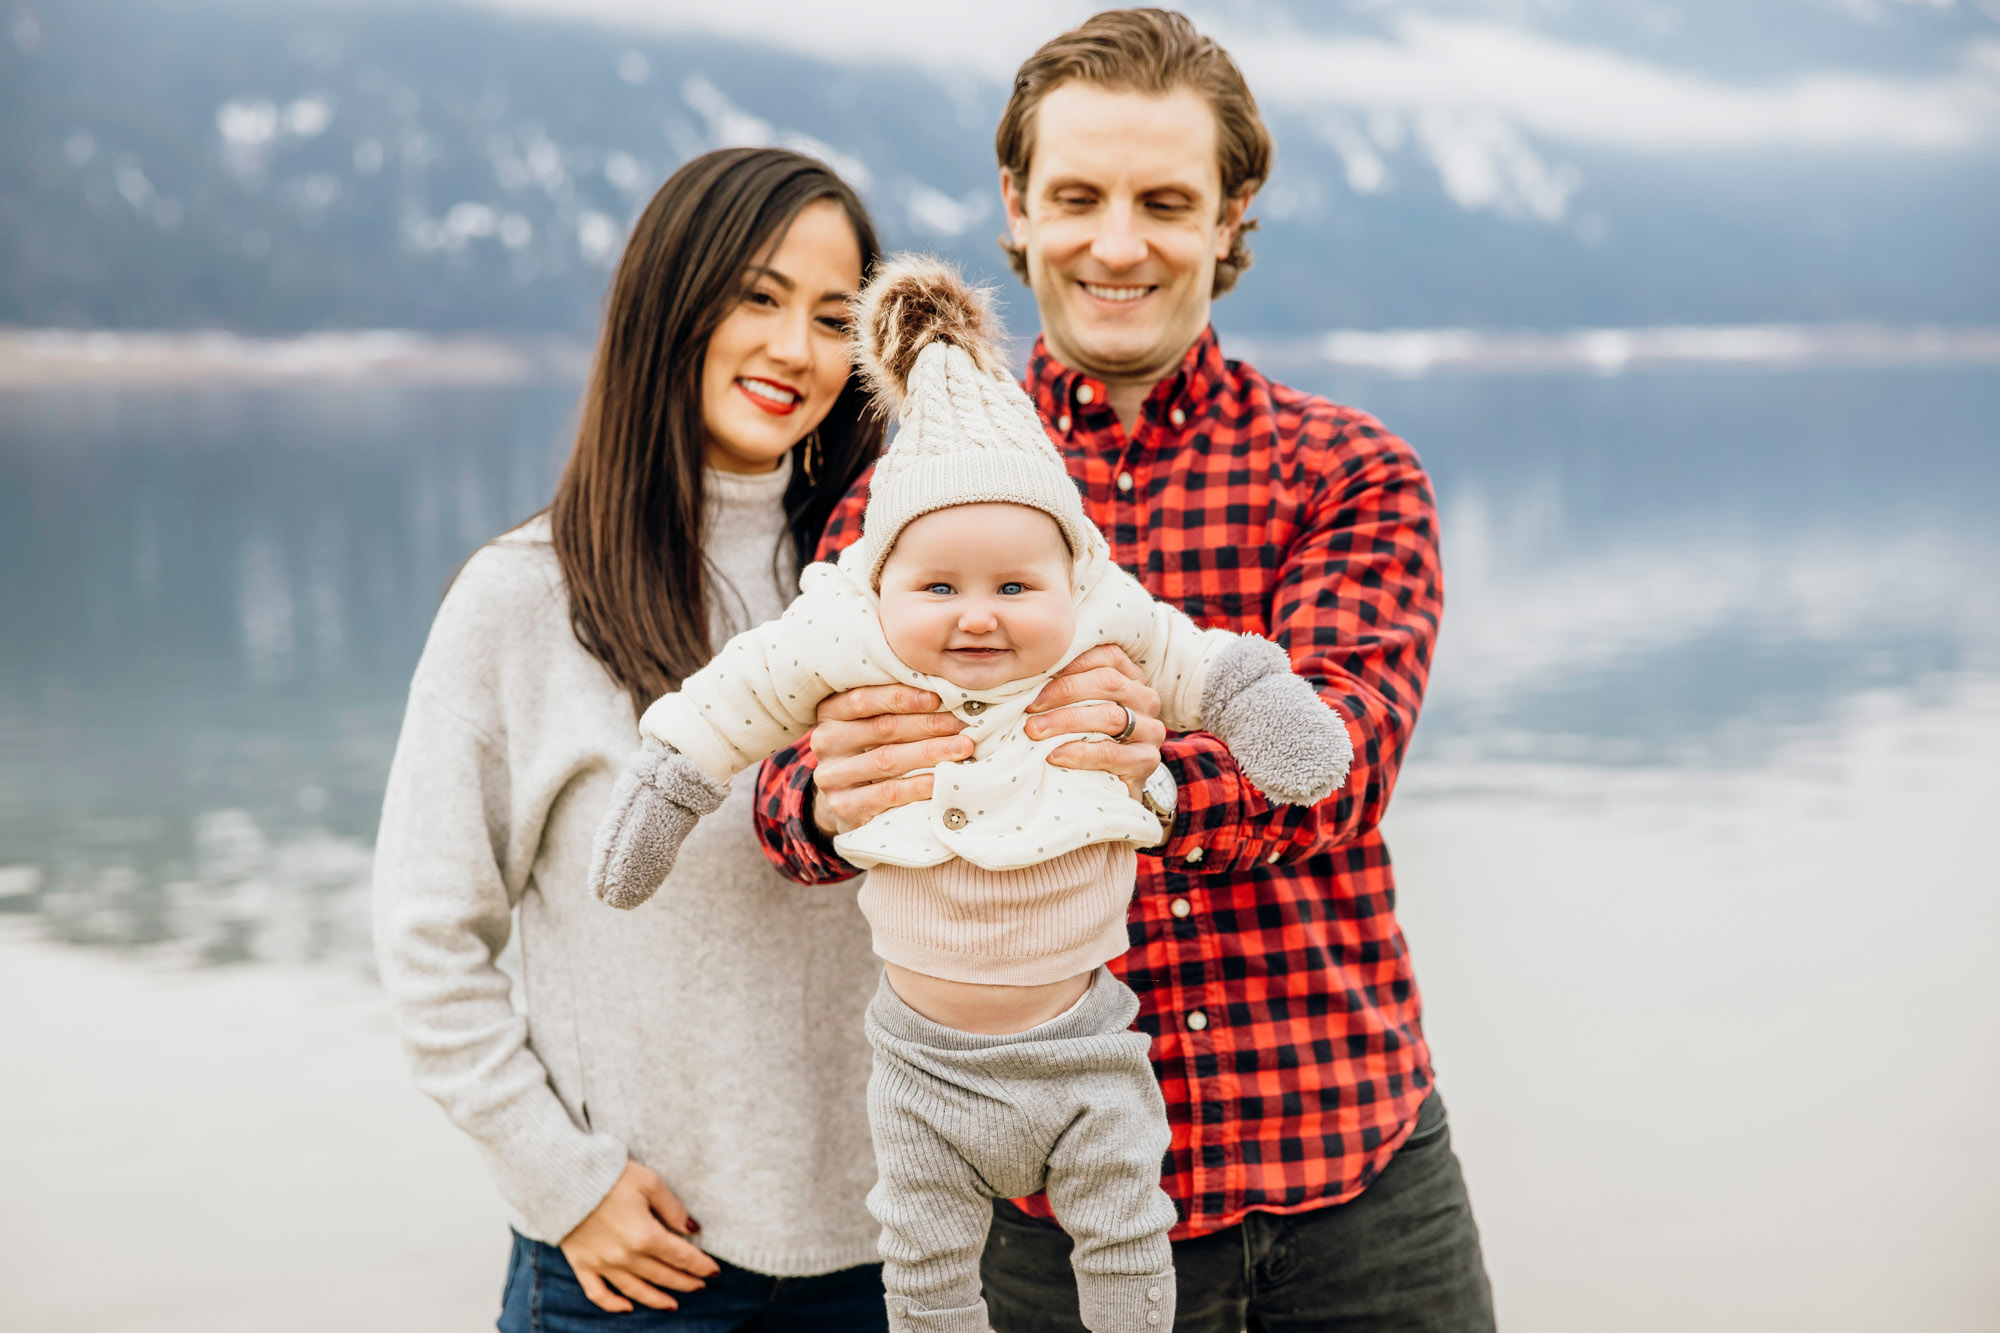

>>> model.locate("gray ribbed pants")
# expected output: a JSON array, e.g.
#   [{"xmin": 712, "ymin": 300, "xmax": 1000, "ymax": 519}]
[{"xmin": 864, "ymin": 968, "xmax": 1178, "ymax": 1333}]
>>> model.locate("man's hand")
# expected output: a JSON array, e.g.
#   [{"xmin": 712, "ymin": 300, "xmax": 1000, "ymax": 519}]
[
  {"xmin": 808, "ymin": 685, "xmax": 973, "ymax": 836},
  {"xmin": 559, "ymin": 1160, "xmax": 720, "ymax": 1313},
  {"xmin": 1025, "ymin": 645, "xmax": 1165, "ymax": 800}
]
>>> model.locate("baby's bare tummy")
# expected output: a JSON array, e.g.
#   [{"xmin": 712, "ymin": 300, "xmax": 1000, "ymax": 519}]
[{"xmin": 884, "ymin": 962, "xmax": 1093, "ymax": 1035}]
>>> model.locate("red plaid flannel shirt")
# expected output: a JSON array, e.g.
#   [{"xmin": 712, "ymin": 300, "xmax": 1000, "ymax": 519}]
[{"xmin": 755, "ymin": 327, "xmax": 1443, "ymax": 1239}]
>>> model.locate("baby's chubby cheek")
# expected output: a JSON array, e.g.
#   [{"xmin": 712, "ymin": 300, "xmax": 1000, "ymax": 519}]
[
  {"xmin": 877, "ymin": 592, "xmax": 944, "ymax": 673},
  {"xmin": 1017, "ymin": 604, "xmax": 1079, "ymax": 677}
]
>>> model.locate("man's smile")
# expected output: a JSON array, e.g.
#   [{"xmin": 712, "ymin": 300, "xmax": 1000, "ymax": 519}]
[{"xmin": 1079, "ymin": 281, "xmax": 1155, "ymax": 305}]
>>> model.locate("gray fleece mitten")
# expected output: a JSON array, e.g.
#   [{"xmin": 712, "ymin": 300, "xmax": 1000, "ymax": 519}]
[
  {"xmin": 588, "ymin": 736, "xmax": 730, "ymax": 910},
  {"xmin": 1200, "ymin": 635, "xmax": 1354, "ymax": 806}
]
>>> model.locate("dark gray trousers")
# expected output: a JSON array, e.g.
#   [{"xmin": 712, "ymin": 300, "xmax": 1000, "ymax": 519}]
[{"xmin": 981, "ymin": 1092, "xmax": 1496, "ymax": 1332}]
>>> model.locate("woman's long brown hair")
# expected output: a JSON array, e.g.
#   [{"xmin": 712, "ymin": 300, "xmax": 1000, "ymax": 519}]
[{"xmin": 550, "ymin": 148, "xmax": 883, "ymax": 714}]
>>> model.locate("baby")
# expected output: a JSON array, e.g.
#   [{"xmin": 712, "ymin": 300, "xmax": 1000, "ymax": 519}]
[{"xmin": 589, "ymin": 256, "xmax": 1352, "ymax": 1333}]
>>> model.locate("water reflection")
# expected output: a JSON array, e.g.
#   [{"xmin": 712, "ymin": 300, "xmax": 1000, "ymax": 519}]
[
  {"xmin": 0, "ymin": 367, "xmax": 1994, "ymax": 964},
  {"xmin": 0, "ymin": 386, "xmax": 577, "ymax": 966},
  {"xmin": 1301, "ymin": 365, "xmax": 2000, "ymax": 767},
  {"xmin": 37, "ymin": 809, "xmax": 374, "ymax": 965}
]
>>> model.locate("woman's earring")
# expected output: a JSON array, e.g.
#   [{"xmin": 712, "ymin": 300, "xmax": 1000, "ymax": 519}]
[{"xmin": 803, "ymin": 431, "xmax": 821, "ymax": 486}]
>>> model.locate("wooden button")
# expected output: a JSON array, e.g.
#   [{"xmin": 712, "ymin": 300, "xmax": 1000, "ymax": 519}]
[
  {"xmin": 942, "ymin": 808, "xmax": 968, "ymax": 830},
  {"xmin": 961, "ymin": 699, "xmax": 986, "ymax": 716}
]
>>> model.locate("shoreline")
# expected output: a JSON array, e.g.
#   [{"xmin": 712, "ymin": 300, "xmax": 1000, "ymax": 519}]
[
  {"xmin": 1234, "ymin": 321, "xmax": 2000, "ymax": 377},
  {"xmin": 4, "ymin": 323, "xmax": 1998, "ymax": 389},
  {"xmin": 0, "ymin": 327, "xmax": 592, "ymax": 389}
]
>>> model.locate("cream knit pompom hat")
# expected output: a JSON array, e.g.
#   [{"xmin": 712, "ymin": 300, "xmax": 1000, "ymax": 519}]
[{"xmin": 848, "ymin": 254, "xmax": 1102, "ymax": 586}]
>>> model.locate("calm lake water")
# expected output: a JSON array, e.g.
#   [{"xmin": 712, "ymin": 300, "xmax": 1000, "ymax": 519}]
[
  {"xmin": 4, "ymin": 365, "xmax": 1993, "ymax": 963},
  {"xmin": 2, "ymin": 364, "xmax": 1996, "ymax": 1330}
]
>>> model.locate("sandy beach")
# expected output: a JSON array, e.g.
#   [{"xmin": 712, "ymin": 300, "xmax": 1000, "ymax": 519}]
[
  {"xmin": 1391, "ymin": 676, "xmax": 2000, "ymax": 1331},
  {"xmin": 0, "ymin": 926, "xmax": 503, "ymax": 1332}
]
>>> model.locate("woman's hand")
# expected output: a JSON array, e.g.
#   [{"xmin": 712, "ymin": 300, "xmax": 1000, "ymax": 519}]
[
  {"xmin": 1025, "ymin": 645, "xmax": 1165, "ymax": 800},
  {"xmin": 559, "ymin": 1160, "xmax": 721, "ymax": 1313},
  {"xmin": 807, "ymin": 685, "xmax": 973, "ymax": 836}
]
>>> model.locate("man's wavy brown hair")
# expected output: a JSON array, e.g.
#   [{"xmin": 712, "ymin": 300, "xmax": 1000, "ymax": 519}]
[{"xmin": 995, "ymin": 7, "xmax": 1273, "ymax": 298}]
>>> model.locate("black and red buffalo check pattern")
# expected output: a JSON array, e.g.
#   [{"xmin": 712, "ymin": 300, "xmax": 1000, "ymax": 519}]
[{"xmin": 755, "ymin": 327, "xmax": 1444, "ymax": 1239}]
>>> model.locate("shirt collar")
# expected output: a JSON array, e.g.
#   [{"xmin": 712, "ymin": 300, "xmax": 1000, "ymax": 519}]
[{"xmin": 1025, "ymin": 326, "xmax": 1226, "ymax": 436}]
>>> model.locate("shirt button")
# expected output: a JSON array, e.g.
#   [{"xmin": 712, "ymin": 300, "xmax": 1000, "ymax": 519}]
[
  {"xmin": 1076, "ymin": 383, "xmax": 1095, "ymax": 404},
  {"xmin": 1184, "ymin": 846, "xmax": 1204, "ymax": 864},
  {"xmin": 1117, "ymin": 471, "xmax": 1134, "ymax": 493},
  {"xmin": 1186, "ymin": 1009, "xmax": 1208, "ymax": 1031},
  {"xmin": 1057, "ymin": 414, "xmax": 1072, "ymax": 433},
  {"xmin": 961, "ymin": 700, "xmax": 986, "ymax": 716},
  {"xmin": 1267, "ymin": 849, "xmax": 1282, "ymax": 863},
  {"xmin": 1169, "ymin": 407, "xmax": 1186, "ymax": 427},
  {"xmin": 1148, "ymin": 1287, "xmax": 1162, "ymax": 1302},
  {"xmin": 942, "ymin": 808, "xmax": 968, "ymax": 830},
  {"xmin": 1169, "ymin": 897, "xmax": 1191, "ymax": 919},
  {"xmin": 1147, "ymin": 1314, "xmax": 1161, "ymax": 1326}
]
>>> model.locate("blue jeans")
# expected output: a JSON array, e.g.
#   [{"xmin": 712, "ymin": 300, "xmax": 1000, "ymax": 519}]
[{"xmin": 498, "ymin": 1231, "xmax": 889, "ymax": 1332}]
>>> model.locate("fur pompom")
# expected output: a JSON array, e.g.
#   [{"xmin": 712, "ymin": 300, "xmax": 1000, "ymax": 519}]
[{"xmin": 851, "ymin": 254, "xmax": 1009, "ymax": 410}]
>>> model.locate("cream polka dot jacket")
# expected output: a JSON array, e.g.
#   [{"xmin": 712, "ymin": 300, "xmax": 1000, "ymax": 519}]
[{"xmin": 639, "ymin": 536, "xmax": 1245, "ymax": 873}]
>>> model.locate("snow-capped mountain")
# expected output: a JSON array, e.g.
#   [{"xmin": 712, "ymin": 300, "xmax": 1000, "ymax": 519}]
[{"xmin": 5, "ymin": 0, "xmax": 1996, "ymax": 334}]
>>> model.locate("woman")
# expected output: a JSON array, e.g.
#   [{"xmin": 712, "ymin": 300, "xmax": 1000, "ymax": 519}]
[{"xmin": 372, "ymin": 147, "xmax": 888, "ymax": 1330}]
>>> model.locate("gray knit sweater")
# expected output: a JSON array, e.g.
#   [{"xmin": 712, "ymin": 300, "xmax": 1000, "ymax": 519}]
[{"xmin": 372, "ymin": 464, "xmax": 881, "ymax": 1275}]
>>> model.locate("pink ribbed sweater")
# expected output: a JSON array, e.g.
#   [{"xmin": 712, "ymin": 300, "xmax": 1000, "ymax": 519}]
[{"xmin": 857, "ymin": 843, "xmax": 1139, "ymax": 987}]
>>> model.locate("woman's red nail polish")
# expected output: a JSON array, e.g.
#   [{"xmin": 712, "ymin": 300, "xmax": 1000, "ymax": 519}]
[{"xmin": 685, "ymin": 1216, "xmax": 702, "ymax": 1234}]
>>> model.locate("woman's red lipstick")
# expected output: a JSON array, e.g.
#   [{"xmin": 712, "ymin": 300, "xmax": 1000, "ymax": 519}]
[{"xmin": 736, "ymin": 377, "xmax": 801, "ymax": 416}]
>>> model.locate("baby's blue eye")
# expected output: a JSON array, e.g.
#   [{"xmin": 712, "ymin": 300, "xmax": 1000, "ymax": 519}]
[
  {"xmin": 926, "ymin": 582, "xmax": 954, "ymax": 595},
  {"xmin": 1000, "ymin": 582, "xmax": 1026, "ymax": 595}
]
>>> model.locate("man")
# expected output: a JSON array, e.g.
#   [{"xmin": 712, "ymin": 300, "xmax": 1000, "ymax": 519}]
[{"xmin": 756, "ymin": 8, "xmax": 1494, "ymax": 1329}]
